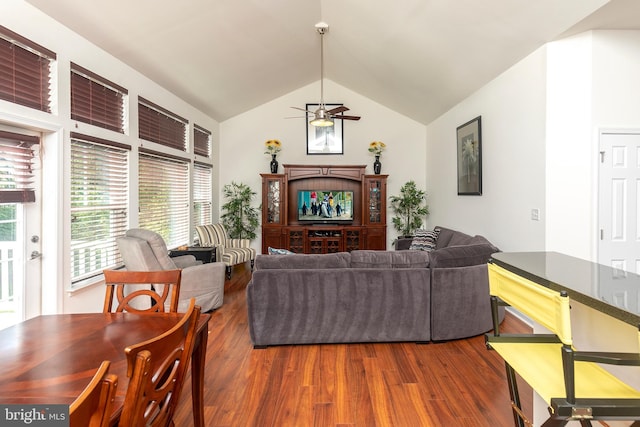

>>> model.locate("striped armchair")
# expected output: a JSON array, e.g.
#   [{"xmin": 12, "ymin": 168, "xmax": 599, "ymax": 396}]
[{"xmin": 195, "ymin": 223, "xmax": 256, "ymax": 279}]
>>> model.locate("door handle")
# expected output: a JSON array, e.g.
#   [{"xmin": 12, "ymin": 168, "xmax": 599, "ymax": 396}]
[{"xmin": 30, "ymin": 251, "xmax": 42, "ymax": 260}]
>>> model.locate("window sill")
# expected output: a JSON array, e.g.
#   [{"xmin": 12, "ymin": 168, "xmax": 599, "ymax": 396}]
[{"xmin": 67, "ymin": 274, "xmax": 104, "ymax": 295}]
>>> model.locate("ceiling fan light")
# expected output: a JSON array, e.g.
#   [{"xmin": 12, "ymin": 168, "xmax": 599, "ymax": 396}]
[{"xmin": 310, "ymin": 117, "xmax": 334, "ymax": 127}]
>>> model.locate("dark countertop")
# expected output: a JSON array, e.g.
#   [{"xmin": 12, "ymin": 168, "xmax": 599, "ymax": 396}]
[{"xmin": 490, "ymin": 251, "xmax": 640, "ymax": 327}]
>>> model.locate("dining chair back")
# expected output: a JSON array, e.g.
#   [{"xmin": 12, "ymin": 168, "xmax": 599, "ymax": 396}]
[
  {"xmin": 69, "ymin": 360, "xmax": 118, "ymax": 427},
  {"xmin": 119, "ymin": 298, "xmax": 201, "ymax": 427},
  {"xmin": 103, "ymin": 269, "xmax": 182, "ymax": 313}
]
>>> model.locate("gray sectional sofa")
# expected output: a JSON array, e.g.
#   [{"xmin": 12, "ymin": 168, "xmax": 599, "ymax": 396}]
[{"xmin": 246, "ymin": 226, "xmax": 504, "ymax": 347}]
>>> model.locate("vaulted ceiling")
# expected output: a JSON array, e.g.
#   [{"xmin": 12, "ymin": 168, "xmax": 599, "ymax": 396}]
[{"xmin": 25, "ymin": 0, "xmax": 640, "ymax": 125}]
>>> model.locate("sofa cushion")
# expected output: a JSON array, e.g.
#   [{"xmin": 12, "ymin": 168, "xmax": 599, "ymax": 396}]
[
  {"xmin": 409, "ymin": 228, "xmax": 440, "ymax": 251},
  {"xmin": 350, "ymin": 250, "xmax": 430, "ymax": 268},
  {"xmin": 254, "ymin": 252, "xmax": 351, "ymax": 270},
  {"xmin": 468, "ymin": 235, "xmax": 493, "ymax": 245},
  {"xmin": 433, "ymin": 226, "xmax": 473, "ymax": 249},
  {"xmin": 268, "ymin": 247, "xmax": 294, "ymax": 255},
  {"xmin": 429, "ymin": 243, "xmax": 498, "ymax": 268}
]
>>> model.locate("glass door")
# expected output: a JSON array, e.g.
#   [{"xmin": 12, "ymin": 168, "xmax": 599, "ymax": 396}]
[{"xmin": 0, "ymin": 130, "xmax": 42, "ymax": 330}]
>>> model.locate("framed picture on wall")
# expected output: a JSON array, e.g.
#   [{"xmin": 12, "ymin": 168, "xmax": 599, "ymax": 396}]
[
  {"xmin": 306, "ymin": 103, "xmax": 344, "ymax": 155},
  {"xmin": 456, "ymin": 116, "xmax": 482, "ymax": 195}
]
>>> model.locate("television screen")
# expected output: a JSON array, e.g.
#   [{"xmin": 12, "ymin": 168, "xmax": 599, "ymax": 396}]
[{"xmin": 297, "ymin": 190, "xmax": 354, "ymax": 222}]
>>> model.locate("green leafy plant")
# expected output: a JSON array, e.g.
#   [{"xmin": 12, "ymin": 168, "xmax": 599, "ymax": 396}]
[
  {"xmin": 389, "ymin": 180, "xmax": 429, "ymax": 237},
  {"xmin": 220, "ymin": 182, "xmax": 260, "ymax": 240}
]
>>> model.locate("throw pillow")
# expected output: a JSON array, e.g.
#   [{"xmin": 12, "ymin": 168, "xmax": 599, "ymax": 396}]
[
  {"xmin": 268, "ymin": 247, "xmax": 294, "ymax": 255},
  {"xmin": 409, "ymin": 228, "xmax": 440, "ymax": 251}
]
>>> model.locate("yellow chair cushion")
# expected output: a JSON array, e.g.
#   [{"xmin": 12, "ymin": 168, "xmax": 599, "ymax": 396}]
[{"xmin": 490, "ymin": 341, "xmax": 640, "ymax": 407}]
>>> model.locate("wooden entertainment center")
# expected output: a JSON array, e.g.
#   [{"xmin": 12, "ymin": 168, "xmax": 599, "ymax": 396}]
[{"xmin": 260, "ymin": 164, "xmax": 387, "ymax": 254}]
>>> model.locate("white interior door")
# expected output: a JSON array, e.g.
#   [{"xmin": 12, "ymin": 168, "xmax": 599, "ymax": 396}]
[{"xmin": 598, "ymin": 131, "xmax": 640, "ymax": 274}]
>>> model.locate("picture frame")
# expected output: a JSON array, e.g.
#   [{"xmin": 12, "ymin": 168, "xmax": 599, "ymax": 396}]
[
  {"xmin": 306, "ymin": 103, "xmax": 344, "ymax": 155},
  {"xmin": 456, "ymin": 116, "xmax": 482, "ymax": 195}
]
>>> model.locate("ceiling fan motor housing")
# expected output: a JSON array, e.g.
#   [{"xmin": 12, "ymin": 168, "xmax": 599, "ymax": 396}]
[{"xmin": 315, "ymin": 22, "xmax": 329, "ymax": 34}]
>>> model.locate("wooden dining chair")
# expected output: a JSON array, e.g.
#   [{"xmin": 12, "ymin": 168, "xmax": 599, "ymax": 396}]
[
  {"xmin": 69, "ymin": 360, "xmax": 118, "ymax": 427},
  {"xmin": 118, "ymin": 298, "xmax": 201, "ymax": 427},
  {"xmin": 102, "ymin": 269, "xmax": 182, "ymax": 313}
]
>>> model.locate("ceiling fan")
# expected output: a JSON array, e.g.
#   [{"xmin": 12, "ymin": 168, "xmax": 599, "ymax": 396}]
[{"xmin": 290, "ymin": 22, "xmax": 361, "ymax": 127}]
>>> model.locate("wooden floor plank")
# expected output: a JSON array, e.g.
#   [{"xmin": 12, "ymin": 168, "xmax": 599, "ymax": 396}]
[{"xmin": 174, "ymin": 263, "xmax": 533, "ymax": 426}]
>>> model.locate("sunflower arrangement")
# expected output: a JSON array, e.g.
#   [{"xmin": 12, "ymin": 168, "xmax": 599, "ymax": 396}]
[
  {"xmin": 368, "ymin": 141, "xmax": 386, "ymax": 156},
  {"xmin": 264, "ymin": 139, "xmax": 282, "ymax": 155}
]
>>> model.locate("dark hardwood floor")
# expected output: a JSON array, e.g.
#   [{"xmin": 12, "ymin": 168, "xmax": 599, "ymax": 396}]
[{"xmin": 173, "ymin": 263, "xmax": 533, "ymax": 427}]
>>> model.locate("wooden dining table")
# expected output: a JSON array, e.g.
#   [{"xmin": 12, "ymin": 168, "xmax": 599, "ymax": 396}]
[{"xmin": 0, "ymin": 311, "xmax": 210, "ymax": 426}]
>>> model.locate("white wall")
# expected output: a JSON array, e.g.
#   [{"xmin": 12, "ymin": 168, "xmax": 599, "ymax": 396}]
[
  {"xmin": 1, "ymin": 0, "xmax": 220, "ymax": 314},
  {"xmin": 426, "ymin": 48, "xmax": 548, "ymax": 251},
  {"xmin": 545, "ymin": 30, "xmax": 640, "ymax": 261},
  {"xmin": 220, "ymin": 79, "xmax": 427, "ymax": 251},
  {"xmin": 545, "ymin": 33, "xmax": 595, "ymax": 260},
  {"xmin": 592, "ymin": 31, "xmax": 640, "ymax": 126}
]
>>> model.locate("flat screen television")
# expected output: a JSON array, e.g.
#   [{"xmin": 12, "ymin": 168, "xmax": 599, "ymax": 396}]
[{"xmin": 297, "ymin": 190, "xmax": 354, "ymax": 223}]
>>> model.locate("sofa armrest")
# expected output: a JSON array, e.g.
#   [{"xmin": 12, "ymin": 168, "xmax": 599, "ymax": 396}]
[
  {"xmin": 171, "ymin": 255, "xmax": 200, "ymax": 268},
  {"xmin": 181, "ymin": 261, "xmax": 225, "ymax": 285},
  {"xmin": 429, "ymin": 243, "xmax": 498, "ymax": 268},
  {"xmin": 431, "ymin": 264, "xmax": 504, "ymax": 340},
  {"xmin": 177, "ymin": 262, "xmax": 226, "ymax": 311}
]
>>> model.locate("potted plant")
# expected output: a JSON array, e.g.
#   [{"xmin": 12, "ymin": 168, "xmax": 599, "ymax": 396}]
[
  {"xmin": 220, "ymin": 181, "xmax": 260, "ymax": 240},
  {"xmin": 389, "ymin": 180, "xmax": 429, "ymax": 240}
]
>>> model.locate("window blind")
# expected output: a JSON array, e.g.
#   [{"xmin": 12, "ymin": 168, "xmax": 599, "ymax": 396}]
[
  {"xmin": 138, "ymin": 151, "xmax": 189, "ymax": 248},
  {"xmin": 0, "ymin": 131, "xmax": 39, "ymax": 203},
  {"xmin": 71, "ymin": 63, "xmax": 127, "ymax": 133},
  {"xmin": 138, "ymin": 97, "xmax": 187, "ymax": 151},
  {"xmin": 0, "ymin": 25, "xmax": 55, "ymax": 113},
  {"xmin": 193, "ymin": 162, "xmax": 212, "ymax": 228},
  {"xmin": 193, "ymin": 124, "xmax": 211, "ymax": 157},
  {"xmin": 70, "ymin": 133, "xmax": 129, "ymax": 282}
]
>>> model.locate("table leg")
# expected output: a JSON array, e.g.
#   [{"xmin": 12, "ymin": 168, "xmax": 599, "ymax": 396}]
[{"xmin": 191, "ymin": 320, "xmax": 209, "ymax": 427}]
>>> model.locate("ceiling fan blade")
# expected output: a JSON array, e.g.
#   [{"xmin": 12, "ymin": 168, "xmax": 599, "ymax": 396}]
[
  {"xmin": 334, "ymin": 115, "xmax": 361, "ymax": 121},
  {"xmin": 290, "ymin": 106, "xmax": 313, "ymax": 113},
  {"xmin": 327, "ymin": 106, "xmax": 349, "ymax": 115}
]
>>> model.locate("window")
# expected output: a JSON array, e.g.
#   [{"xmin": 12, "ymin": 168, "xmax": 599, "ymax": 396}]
[
  {"xmin": 138, "ymin": 97, "xmax": 187, "ymax": 151},
  {"xmin": 70, "ymin": 133, "xmax": 129, "ymax": 283},
  {"xmin": 138, "ymin": 151, "xmax": 189, "ymax": 248},
  {"xmin": 193, "ymin": 124, "xmax": 211, "ymax": 157},
  {"xmin": 193, "ymin": 162, "xmax": 212, "ymax": 229},
  {"xmin": 0, "ymin": 25, "xmax": 56, "ymax": 112},
  {"xmin": 70, "ymin": 63, "xmax": 127, "ymax": 133},
  {"xmin": 0, "ymin": 131, "xmax": 39, "ymax": 203}
]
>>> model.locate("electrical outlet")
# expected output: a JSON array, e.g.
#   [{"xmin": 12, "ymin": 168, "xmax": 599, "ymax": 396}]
[{"xmin": 531, "ymin": 208, "xmax": 540, "ymax": 221}]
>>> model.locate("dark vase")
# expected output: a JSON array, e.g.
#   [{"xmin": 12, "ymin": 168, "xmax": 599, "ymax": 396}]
[
  {"xmin": 270, "ymin": 154, "xmax": 279, "ymax": 173},
  {"xmin": 373, "ymin": 155, "xmax": 381, "ymax": 175}
]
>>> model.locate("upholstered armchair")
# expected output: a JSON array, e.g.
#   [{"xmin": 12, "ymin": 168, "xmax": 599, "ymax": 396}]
[
  {"xmin": 195, "ymin": 223, "xmax": 256, "ymax": 279},
  {"xmin": 116, "ymin": 228, "xmax": 225, "ymax": 312}
]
